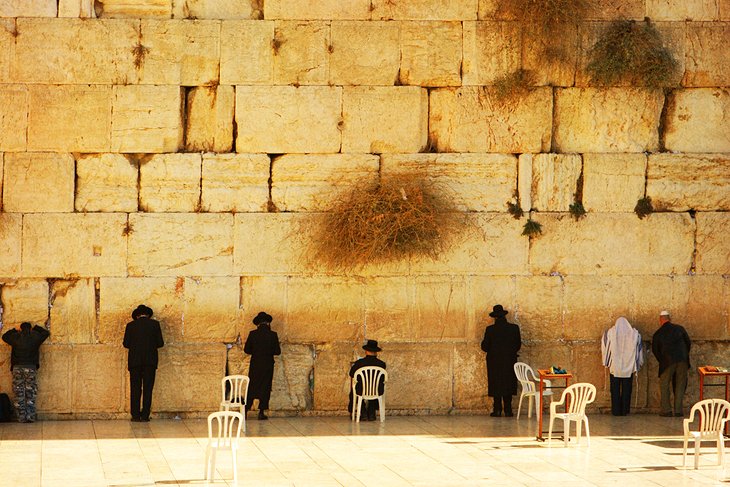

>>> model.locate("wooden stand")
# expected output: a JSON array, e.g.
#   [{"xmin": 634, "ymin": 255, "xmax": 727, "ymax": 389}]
[
  {"xmin": 698, "ymin": 366, "xmax": 730, "ymax": 436},
  {"xmin": 536, "ymin": 370, "xmax": 573, "ymax": 441}
]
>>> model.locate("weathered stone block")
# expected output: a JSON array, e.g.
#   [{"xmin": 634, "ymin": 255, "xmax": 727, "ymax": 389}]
[
  {"xmin": 430, "ymin": 87, "xmax": 552, "ymax": 153},
  {"xmin": 385, "ymin": 343, "xmax": 452, "ymax": 410},
  {"xmin": 37, "ymin": 345, "xmax": 72, "ymax": 414},
  {"xmin": 361, "ymin": 277, "xmax": 413, "ymax": 342},
  {"xmin": 468, "ymin": 276, "xmax": 515, "ymax": 341},
  {"xmin": 0, "ymin": 350, "xmax": 11, "ymax": 396},
  {"xmin": 647, "ymin": 153, "xmax": 730, "ymax": 211},
  {"xmin": 234, "ymin": 213, "xmax": 311, "ymax": 275},
  {"xmin": 413, "ymin": 277, "xmax": 468, "ymax": 339},
  {"xmin": 0, "ymin": 85, "xmax": 27, "ymax": 151},
  {"xmin": 453, "ymin": 343, "xmax": 487, "ymax": 409},
  {"xmin": 514, "ymin": 276, "xmax": 564, "ymax": 343},
  {"xmin": 665, "ymin": 88, "xmax": 730, "ymax": 152},
  {"xmin": 571, "ymin": 343, "xmax": 606, "ymax": 402},
  {"xmin": 0, "ymin": 279, "xmax": 48, "ymax": 326},
  {"xmin": 522, "ymin": 23, "xmax": 578, "ymax": 87},
  {"xmin": 269, "ymin": 344, "xmax": 314, "ymax": 411},
  {"xmin": 0, "ymin": 0, "xmax": 56, "ymax": 17},
  {"xmin": 586, "ymin": 0, "xmax": 646, "ymax": 20},
  {"xmin": 329, "ymin": 21, "xmax": 399, "ymax": 86},
  {"xmin": 240, "ymin": 276, "xmax": 288, "ymax": 339},
  {"xmin": 723, "ymin": 0, "xmax": 730, "ymax": 20},
  {"xmin": 72, "ymin": 346, "xmax": 125, "ymax": 412},
  {"xmin": 22, "ymin": 214, "xmax": 128, "ymax": 278},
  {"xmin": 462, "ymin": 21, "xmax": 521, "ymax": 85},
  {"xmin": 626, "ymin": 275, "xmax": 676, "ymax": 339},
  {"xmin": 182, "ymin": 277, "xmax": 240, "ymax": 342},
  {"xmin": 28, "ymin": 85, "xmax": 111, "ymax": 152},
  {"xmin": 96, "ymin": 0, "xmax": 171, "ymax": 18},
  {"xmin": 583, "ymin": 153, "xmax": 647, "ymax": 212},
  {"xmin": 554, "ymin": 88, "xmax": 664, "ymax": 152},
  {"xmin": 111, "ymin": 85, "xmax": 182, "ymax": 153},
  {"xmin": 172, "ymin": 0, "xmax": 254, "ymax": 19},
  {"xmin": 128, "ymin": 214, "xmax": 233, "ymax": 276},
  {"xmin": 264, "ymin": 0, "xmax": 371, "ymax": 20},
  {"xmin": 155, "ymin": 344, "xmax": 223, "ymax": 411},
  {"xmin": 3, "ymin": 152, "xmax": 74, "ymax": 213},
  {"xmin": 647, "ymin": 0, "xmax": 719, "ymax": 20},
  {"xmin": 185, "ymin": 85, "xmax": 234, "ymax": 153},
  {"xmin": 672, "ymin": 275, "xmax": 728, "ymax": 340},
  {"xmin": 529, "ymin": 213, "xmax": 695, "ymax": 275},
  {"xmin": 139, "ymin": 153, "xmax": 201, "ymax": 212},
  {"xmin": 271, "ymin": 154, "xmax": 379, "ymax": 212},
  {"xmin": 372, "ymin": 0, "xmax": 478, "ymax": 20},
  {"xmin": 58, "ymin": 0, "xmax": 96, "ymax": 18},
  {"xmin": 0, "ymin": 214, "xmax": 21, "ymax": 276},
  {"xmin": 400, "ymin": 21, "xmax": 462, "ymax": 86},
  {"xmin": 312, "ymin": 343, "xmax": 356, "ymax": 411},
  {"xmin": 696, "ymin": 213, "xmax": 730, "ymax": 274},
  {"xmin": 685, "ymin": 23, "xmax": 730, "ymax": 86},
  {"xmin": 563, "ymin": 276, "xmax": 633, "ymax": 340},
  {"xmin": 50, "ymin": 279, "xmax": 96, "ymax": 344},
  {"xmin": 0, "ymin": 19, "xmax": 11, "ymax": 80},
  {"xmin": 381, "ymin": 153, "xmax": 517, "ymax": 212},
  {"xmin": 342, "ymin": 86, "xmax": 428, "ymax": 153},
  {"xmin": 220, "ymin": 21, "xmax": 273, "ymax": 85},
  {"xmin": 201, "ymin": 153, "xmax": 270, "ymax": 212},
  {"xmin": 75, "ymin": 153, "xmax": 138, "ymax": 212},
  {"xmin": 524, "ymin": 153, "xmax": 582, "ymax": 212},
  {"xmin": 273, "ymin": 21, "xmax": 329, "ymax": 85},
  {"xmin": 235, "ymin": 86, "xmax": 341, "ymax": 153}
]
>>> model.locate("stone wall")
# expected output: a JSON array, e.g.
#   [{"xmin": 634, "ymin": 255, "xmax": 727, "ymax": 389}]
[{"xmin": 0, "ymin": 0, "xmax": 728, "ymax": 418}]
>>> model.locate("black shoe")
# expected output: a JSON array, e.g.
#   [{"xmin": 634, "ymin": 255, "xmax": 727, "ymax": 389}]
[
  {"xmin": 258, "ymin": 411, "xmax": 268, "ymax": 420},
  {"xmin": 504, "ymin": 411, "xmax": 513, "ymax": 417},
  {"xmin": 659, "ymin": 411, "xmax": 673, "ymax": 417},
  {"xmin": 490, "ymin": 412, "xmax": 502, "ymax": 417},
  {"xmin": 141, "ymin": 418, "xmax": 150, "ymax": 422},
  {"xmin": 674, "ymin": 412, "xmax": 684, "ymax": 417},
  {"xmin": 131, "ymin": 417, "xmax": 143, "ymax": 422}
]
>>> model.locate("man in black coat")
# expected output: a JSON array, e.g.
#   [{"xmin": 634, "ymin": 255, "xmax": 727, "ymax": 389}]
[
  {"xmin": 123, "ymin": 304, "xmax": 164, "ymax": 422},
  {"xmin": 652, "ymin": 310, "xmax": 691, "ymax": 417},
  {"xmin": 244, "ymin": 311, "xmax": 281, "ymax": 420},
  {"xmin": 481, "ymin": 305, "xmax": 521, "ymax": 417},
  {"xmin": 2, "ymin": 322, "xmax": 50, "ymax": 422},
  {"xmin": 348, "ymin": 339, "xmax": 386, "ymax": 421}
]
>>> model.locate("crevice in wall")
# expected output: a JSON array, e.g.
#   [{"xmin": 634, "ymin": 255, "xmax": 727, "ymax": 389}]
[
  {"xmin": 136, "ymin": 155, "xmax": 144, "ymax": 212},
  {"xmin": 421, "ymin": 88, "xmax": 438, "ymax": 153},
  {"xmin": 196, "ymin": 152, "xmax": 203, "ymax": 213},
  {"xmin": 181, "ymin": 86, "xmax": 191, "ymax": 152},
  {"xmin": 689, "ymin": 209, "xmax": 697, "ymax": 275},
  {"xmin": 72, "ymin": 153, "xmax": 79, "ymax": 212},
  {"xmin": 574, "ymin": 154, "xmax": 584, "ymax": 204},
  {"xmin": 267, "ymin": 154, "xmax": 281, "ymax": 212},
  {"xmin": 549, "ymin": 86, "xmax": 558, "ymax": 153},
  {"xmin": 231, "ymin": 87, "xmax": 238, "ymax": 153},
  {"xmin": 657, "ymin": 88, "xmax": 674, "ymax": 152},
  {"xmin": 94, "ymin": 278, "xmax": 100, "ymax": 344}
]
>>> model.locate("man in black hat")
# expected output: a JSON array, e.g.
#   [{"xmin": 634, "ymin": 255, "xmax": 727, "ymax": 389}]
[
  {"xmin": 481, "ymin": 305, "xmax": 521, "ymax": 417},
  {"xmin": 123, "ymin": 304, "xmax": 164, "ymax": 422},
  {"xmin": 348, "ymin": 339, "xmax": 386, "ymax": 421},
  {"xmin": 244, "ymin": 311, "xmax": 281, "ymax": 420},
  {"xmin": 2, "ymin": 322, "xmax": 50, "ymax": 422}
]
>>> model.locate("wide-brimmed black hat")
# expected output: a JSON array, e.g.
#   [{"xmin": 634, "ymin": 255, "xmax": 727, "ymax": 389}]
[
  {"xmin": 489, "ymin": 304, "xmax": 508, "ymax": 318},
  {"xmin": 253, "ymin": 311, "xmax": 273, "ymax": 326},
  {"xmin": 362, "ymin": 339, "xmax": 382, "ymax": 352},
  {"xmin": 132, "ymin": 304, "xmax": 153, "ymax": 319}
]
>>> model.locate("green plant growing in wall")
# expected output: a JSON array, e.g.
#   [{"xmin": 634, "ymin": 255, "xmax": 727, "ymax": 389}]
[
  {"xmin": 569, "ymin": 202, "xmax": 586, "ymax": 221},
  {"xmin": 522, "ymin": 218, "xmax": 543, "ymax": 237},
  {"xmin": 634, "ymin": 196, "xmax": 654, "ymax": 219}
]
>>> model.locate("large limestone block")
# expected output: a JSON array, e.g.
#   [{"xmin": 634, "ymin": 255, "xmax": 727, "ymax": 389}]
[
  {"xmin": 0, "ymin": 85, "xmax": 27, "ymax": 151},
  {"xmin": 185, "ymin": 85, "xmax": 234, "ymax": 153},
  {"xmin": 3, "ymin": 152, "xmax": 74, "ymax": 213},
  {"xmin": 672, "ymin": 275, "xmax": 728, "ymax": 340},
  {"xmin": 220, "ymin": 21, "xmax": 273, "ymax": 85},
  {"xmin": 329, "ymin": 21, "xmax": 399, "ymax": 86},
  {"xmin": 430, "ymin": 87, "xmax": 552, "ymax": 153},
  {"xmin": 525, "ymin": 153, "xmax": 582, "ymax": 212},
  {"xmin": 240, "ymin": 276, "xmax": 288, "ymax": 340},
  {"xmin": 312, "ymin": 343, "xmax": 357, "ymax": 411},
  {"xmin": 664, "ymin": 89, "xmax": 730, "ymax": 153},
  {"xmin": 0, "ymin": 279, "xmax": 48, "ymax": 326},
  {"xmin": 75, "ymin": 153, "xmax": 138, "ymax": 212},
  {"xmin": 269, "ymin": 344, "xmax": 314, "ymax": 411},
  {"xmin": 264, "ymin": 0, "xmax": 371, "ymax": 20},
  {"xmin": 477, "ymin": 0, "xmax": 645, "ymax": 20},
  {"xmin": 22, "ymin": 213, "xmax": 128, "ymax": 278},
  {"xmin": 696, "ymin": 213, "xmax": 730, "ymax": 274},
  {"xmin": 342, "ymin": 86, "xmax": 428, "ymax": 153},
  {"xmin": 571, "ymin": 343, "xmax": 607, "ymax": 399},
  {"xmin": 400, "ymin": 21, "xmax": 462, "ymax": 86},
  {"xmin": 554, "ymin": 88, "xmax": 664, "ymax": 152},
  {"xmin": 372, "ymin": 0, "xmax": 478, "ymax": 20},
  {"xmin": 72, "ymin": 346, "xmax": 125, "ymax": 413},
  {"xmin": 111, "ymin": 85, "xmax": 182, "ymax": 153},
  {"xmin": 626, "ymin": 275, "xmax": 676, "ymax": 338},
  {"xmin": 467, "ymin": 276, "xmax": 515, "ymax": 341},
  {"xmin": 28, "ymin": 85, "xmax": 111, "ymax": 152},
  {"xmin": 647, "ymin": 154, "xmax": 730, "ymax": 211},
  {"xmin": 724, "ymin": 0, "xmax": 730, "ymax": 20},
  {"xmin": 462, "ymin": 21, "xmax": 521, "ymax": 85},
  {"xmin": 50, "ymin": 279, "xmax": 96, "ymax": 344},
  {"xmin": 583, "ymin": 153, "xmax": 647, "ymax": 212},
  {"xmin": 522, "ymin": 22, "xmax": 578, "ymax": 87},
  {"xmin": 155, "ymin": 344, "xmax": 223, "ymax": 411},
  {"xmin": 0, "ymin": 0, "xmax": 56, "ymax": 17},
  {"xmin": 271, "ymin": 154, "xmax": 379, "ymax": 212},
  {"xmin": 96, "ymin": 0, "xmax": 171, "ymax": 17},
  {"xmin": 58, "ymin": 0, "xmax": 97, "ymax": 18},
  {"xmin": 685, "ymin": 23, "xmax": 730, "ymax": 86},
  {"xmin": 563, "ymin": 276, "xmax": 633, "ymax": 340},
  {"xmin": 37, "ymin": 346, "xmax": 72, "ymax": 414},
  {"xmin": 273, "ymin": 21, "xmax": 329, "ymax": 85},
  {"xmin": 385, "ymin": 343, "xmax": 452, "ymax": 410},
  {"xmin": 453, "ymin": 344, "xmax": 487, "ymax": 409},
  {"xmin": 235, "ymin": 86, "xmax": 341, "ymax": 153},
  {"xmin": 361, "ymin": 277, "xmax": 413, "ymax": 342},
  {"xmin": 529, "ymin": 213, "xmax": 694, "ymax": 275},
  {"xmin": 172, "ymin": 0, "xmax": 254, "ymax": 19},
  {"xmin": 128, "ymin": 213, "xmax": 233, "ymax": 276},
  {"xmin": 13, "ymin": 19, "xmax": 137, "ymax": 84},
  {"xmin": 413, "ymin": 277, "xmax": 468, "ymax": 339},
  {"xmin": 0, "ymin": 19, "xmax": 11, "ymax": 80},
  {"xmin": 647, "ymin": 0, "xmax": 720, "ymax": 20},
  {"xmin": 182, "ymin": 277, "xmax": 240, "ymax": 342},
  {"xmin": 0, "ymin": 214, "xmax": 21, "ymax": 276},
  {"xmin": 139, "ymin": 153, "xmax": 201, "ymax": 212},
  {"xmin": 234, "ymin": 213, "xmax": 311, "ymax": 275},
  {"xmin": 514, "ymin": 276, "xmax": 564, "ymax": 343},
  {"xmin": 201, "ymin": 153, "xmax": 270, "ymax": 212},
  {"xmin": 98, "ymin": 276, "xmax": 183, "ymax": 345}
]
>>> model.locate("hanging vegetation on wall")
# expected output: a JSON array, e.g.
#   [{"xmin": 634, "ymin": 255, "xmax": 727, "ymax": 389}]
[{"xmin": 493, "ymin": 69, "xmax": 536, "ymax": 103}]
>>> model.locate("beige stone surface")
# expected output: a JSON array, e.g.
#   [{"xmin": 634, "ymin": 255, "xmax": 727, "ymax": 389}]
[
  {"xmin": 385, "ymin": 343, "xmax": 452, "ymax": 410},
  {"xmin": 672, "ymin": 275, "xmax": 728, "ymax": 340},
  {"xmin": 37, "ymin": 345, "xmax": 72, "ymax": 413},
  {"xmin": 342, "ymin": 87, "xmax": 428, "ymax": 153},
  {"xmin": 0, "ymin": 19, "xmax": 12, "ymax": 80},
  {"xmin": 13, "ymin": 19, "xmax": 137, "ymax": 84},
  {"xmin": 586, "ymin": 0, "xmax": 646, "ymax": 19},
  {"xmin": 554, "ymin": 88, "xmax": 664, "ymax": 152},
  {"xmin": 235, "ymin": 86, "xmax": 342, "ymax": 153},
  {"xmin": 361, "ymin": 277, "xmax": 413, "ymax": 342},
  {"xmin": 128, "ymin": 213, "xmax": 233, "ymax": 277},
  {"xmin": 571, "ymin": 342, "xmax": 606, "ymax": 396},
  {"xmin": 50, "ymin": 279, "xmax": 96, "ymax": 344},
  {"xmin": 399, "ymin": 21, "xmax": 462, "ymax": 86},
  {"xmin": 664, "ymin": 88, "xmax": 730, "ymax": 152},
  {"xmin": 185, "ymin": 85, "xmax": 234, "ymax": 153},
  {"xmin": 0, "ymin": 85, "xmax": 27, "ymax": 151},
  {"xmin": 271, "ymin": 154, "xmax": 379, "ymax": 212},
  {"xmin": 269, "ymin": 344, "xmax": 314, "ymax": 411},
  {"xmin": 234, "ymin": 213, "xmax": 312, "ymax": 275},
  {"xmin": 413, "ymin": 276, "xmax": 468, "ymax": 339},
  {"xmin": 172, "ymin": 0, "xmax": 254, "ymax": 19},
  {"xmin": 626, "ymin": 275, "xmax": 676, "ymax": 338},
  {"xmin": 462, "ymin": 21, "xmax": 521, "ymax": 85},
  {"xmin": 72, "ymin": 345, "xmax": 126, "ymax": 413},
  {"xmin": 563, "ymin": 275, "xmax": 633, "ymax": 340},
  {"xmin": 0, "ymin": 279, "xmax": 48, "ymax": 326},
  {"xmin": 0, "ymin": 214, "xmax": 21, "ymax": 276},
  {"xmin": 381, "ymin": 153, "xmax": 517, "ymax": 212},
  {"xmin": 647, "ymin": 0, "xmax": 720, "ymax": 20},
  {"xmin": 139, "ymin": 153, "xmax": 201, "ymax": 212},
  {"xmin": 312, "ymin": 343, "xmax": 356, "ymax": 411},
  {"xmin": 522, "ymin": 23, "xmax": 578, "ymax": 87},
  {"xmin": 273, "ymin": 21, "xmax": 329, "ymax": 85},
  {"xmin": 647, "ymin": 153, "xmax": 730, "ymax": 211},
  {"xmin": 75, "ymin": 153, "xmax": 139, "ymax": 213},
  {"xmin": 514, "ymin": 276, "xmax": 564, "ymax": 343},
  {"xmin": 28, "ymin": 85, "xmax": 111, "ymax": 152},
  {"xmin": 155, "ymin": 344, "xmax": 223, "ymax": 411},
  {"xmin": 240, "ymin": 276, "xmax": 288, "ymax": 339},
  {"xmin": 329, "ymin": 21, "xmax": 399, "ymax": 86},
  {"xmin": 467, "ymin": 276, "xmax": 515, "ymax": 341},
  {"xmin": 201, "ymin": 153, "xmax": 270, "ymax": 212},
  {"xmin": 111, "ymin": 85, "xmax": 182, "ymax": 153},
  {"xmin": 696, "ymin": 213, "xmax": 730, "ymax": 274},
  {"xmin": 220, "ymin": 20, "xmax": 274, "ymax": 85},
  {"xmin": 429, "ymin": 87, "xmax": 552, "ymax": 153},
  {"xmin": 685, "ymin": 22, "xmax": 730, "ymax": 86},
  {"xmin": 0, "ymin": 350, "xmax": 10, "ymax": 396},
  {"xmin": 57, "ymin": 0, "xmax": 97, "ymax": 18},
  {"xmin": 372, "ymin": 0, "xmax": 478, "ymax": 20},
  {"xmin": 264, "ymin": 0, "xmax": 371, "ymax": 20},
  {"xmin": 453, "ymin": 343, "xmax": 487, "ymax": 409},
  {"xmin": 2, "ymin": 152, "xmax": 74, "ymax": 213},
  {"xmin": 529, "ymin": 213, "xmax": 695, "ymax": 276},
  {"xmin": 0, "ymin": 0, "xmax": 56, "ymax": 17},
  {"xmin": 182, "ymin": 277, "xmax": 240, "ymax": 342},
  {"xmin": 97, "ymin": 0, "xmax": 171, "ymax": 17},
  {"xmin": 526, "ymin": 153, "xmax": 582, "ymax": 212},
  {"xmin": 723, "ymin": 0, "xmax": 730, "ymax": 19},
  {"xmin": 583, "ymin": 153, "xmax": 647, "ymax": 212},
  {"xmin": 22, "ymin": 213, "xmax": 128, "ymax": 278}
]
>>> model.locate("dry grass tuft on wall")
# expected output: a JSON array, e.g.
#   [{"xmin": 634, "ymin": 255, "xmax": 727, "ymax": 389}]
[
  {"xmin": 493, "ymin": 69, "xmax": 536, "ymax": 102},
  {"xmin": 500, "ymin": 0, "xmax": 589, "ymax": 31}
]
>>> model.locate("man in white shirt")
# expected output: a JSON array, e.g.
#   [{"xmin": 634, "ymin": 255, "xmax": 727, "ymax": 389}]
[{"xmin": 601, "ymin": 317, "xmax": 644, "ymax": 416}]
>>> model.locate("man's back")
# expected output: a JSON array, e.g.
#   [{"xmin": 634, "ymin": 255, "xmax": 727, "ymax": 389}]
[
  {"xmin": 350, "ymin": 355, "xmax": 386, "ymax": 395},
  {"xmin": 123, "ymin": 317, "xmax": 164, "ymax": 369},
  {"xmin": 652, "ymin": 322, "xmax": 690, "ymax": 374}
]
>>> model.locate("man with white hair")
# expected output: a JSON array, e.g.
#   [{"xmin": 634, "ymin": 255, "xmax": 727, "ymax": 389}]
[
  {"xmin": 651, "ymin": 310, "xmax": 691, "ymax": 417},
  {"xmin": 602, "ymin": 317, "xmax": 644, "ymax": 416}
]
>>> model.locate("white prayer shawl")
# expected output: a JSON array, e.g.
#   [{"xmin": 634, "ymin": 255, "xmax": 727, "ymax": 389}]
[{"xmin": 601, "ymin": 317, "xmax": 644, "ymax": 378}]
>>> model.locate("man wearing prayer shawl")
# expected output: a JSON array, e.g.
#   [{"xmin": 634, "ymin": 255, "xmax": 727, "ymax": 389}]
[{"xmin": 601, "ymin": 317, "xmax": 644, "ymax": 416}]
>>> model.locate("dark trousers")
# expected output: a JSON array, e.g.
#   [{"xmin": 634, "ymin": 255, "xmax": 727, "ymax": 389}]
[
  {"xmin": 492, "ymin": 395, "xmax": 512, "ymax": 414},
  {"xmin": 348, "ymin": 390, "xmax": 379, "ymax": 420},
  {"xmin": 130, "ymin": 366, "xmax": 156, "ymax": 420},
  {"xmin": 609, "ymin": 375, "xmax": 633, "ymax": 416},
  {"xmin": 659, "ymin": 361, "xmax": 688, "ymax": 414}
]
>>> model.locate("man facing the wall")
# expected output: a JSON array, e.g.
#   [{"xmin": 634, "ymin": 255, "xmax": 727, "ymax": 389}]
[
  {"xmin": 652, "ymin": 310, "xmax": 691, "ymax": 417},
  {"xmin": 124, "ymin": 304, "xmax": 164, "ymax": 422},
  {"xmin": 2, "ymin": 322, "xmax": 50, "ymax": 423}
]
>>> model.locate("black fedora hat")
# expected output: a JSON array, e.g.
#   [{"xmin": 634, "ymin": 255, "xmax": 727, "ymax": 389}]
[
  {"xmin": 132, "ymin": 304, "xmax": 153, "ymax": 320},
  {"xmin": 489, "ymin": 304, "xmax": 508, "ymax": 318},
  {"xmin": 362, "ymin": 339, "xmax": 382, "ymax": 352},
  {"xmin": 253, "ymin": 311, "xmax": 273, "ymax": 326}
]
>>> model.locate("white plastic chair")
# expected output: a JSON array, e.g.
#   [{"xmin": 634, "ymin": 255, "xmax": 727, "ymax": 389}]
[
  {"xmin": 548, "ymin": 382, "xmax": 596, "ymax": 447},
  {"xmin": 513, "ymin": 362, "xmax": 553, "ymax": 419},
  {"xmin": 204, "ymin": 411, "xmax": 244, "ymax": 484},
  {"xmin": 682, "ymin": 399, "xmax": 730, "ymax": 469},
  {"xmin": 351, "ymin": 366, "xmax": 388, "ymax": 423},
  {"xmin": 220, "ymin": 375, "xmax": 249, "ymax": 431}
]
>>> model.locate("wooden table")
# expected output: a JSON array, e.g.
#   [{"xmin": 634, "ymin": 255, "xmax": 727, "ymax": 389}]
[
  {"xmin": 536, "ymin": 369, "xmax": 573, "ymax": 441},
  {"xmin": 697, "ymin": 366, "xmax": 730, "ymax": 436}
]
